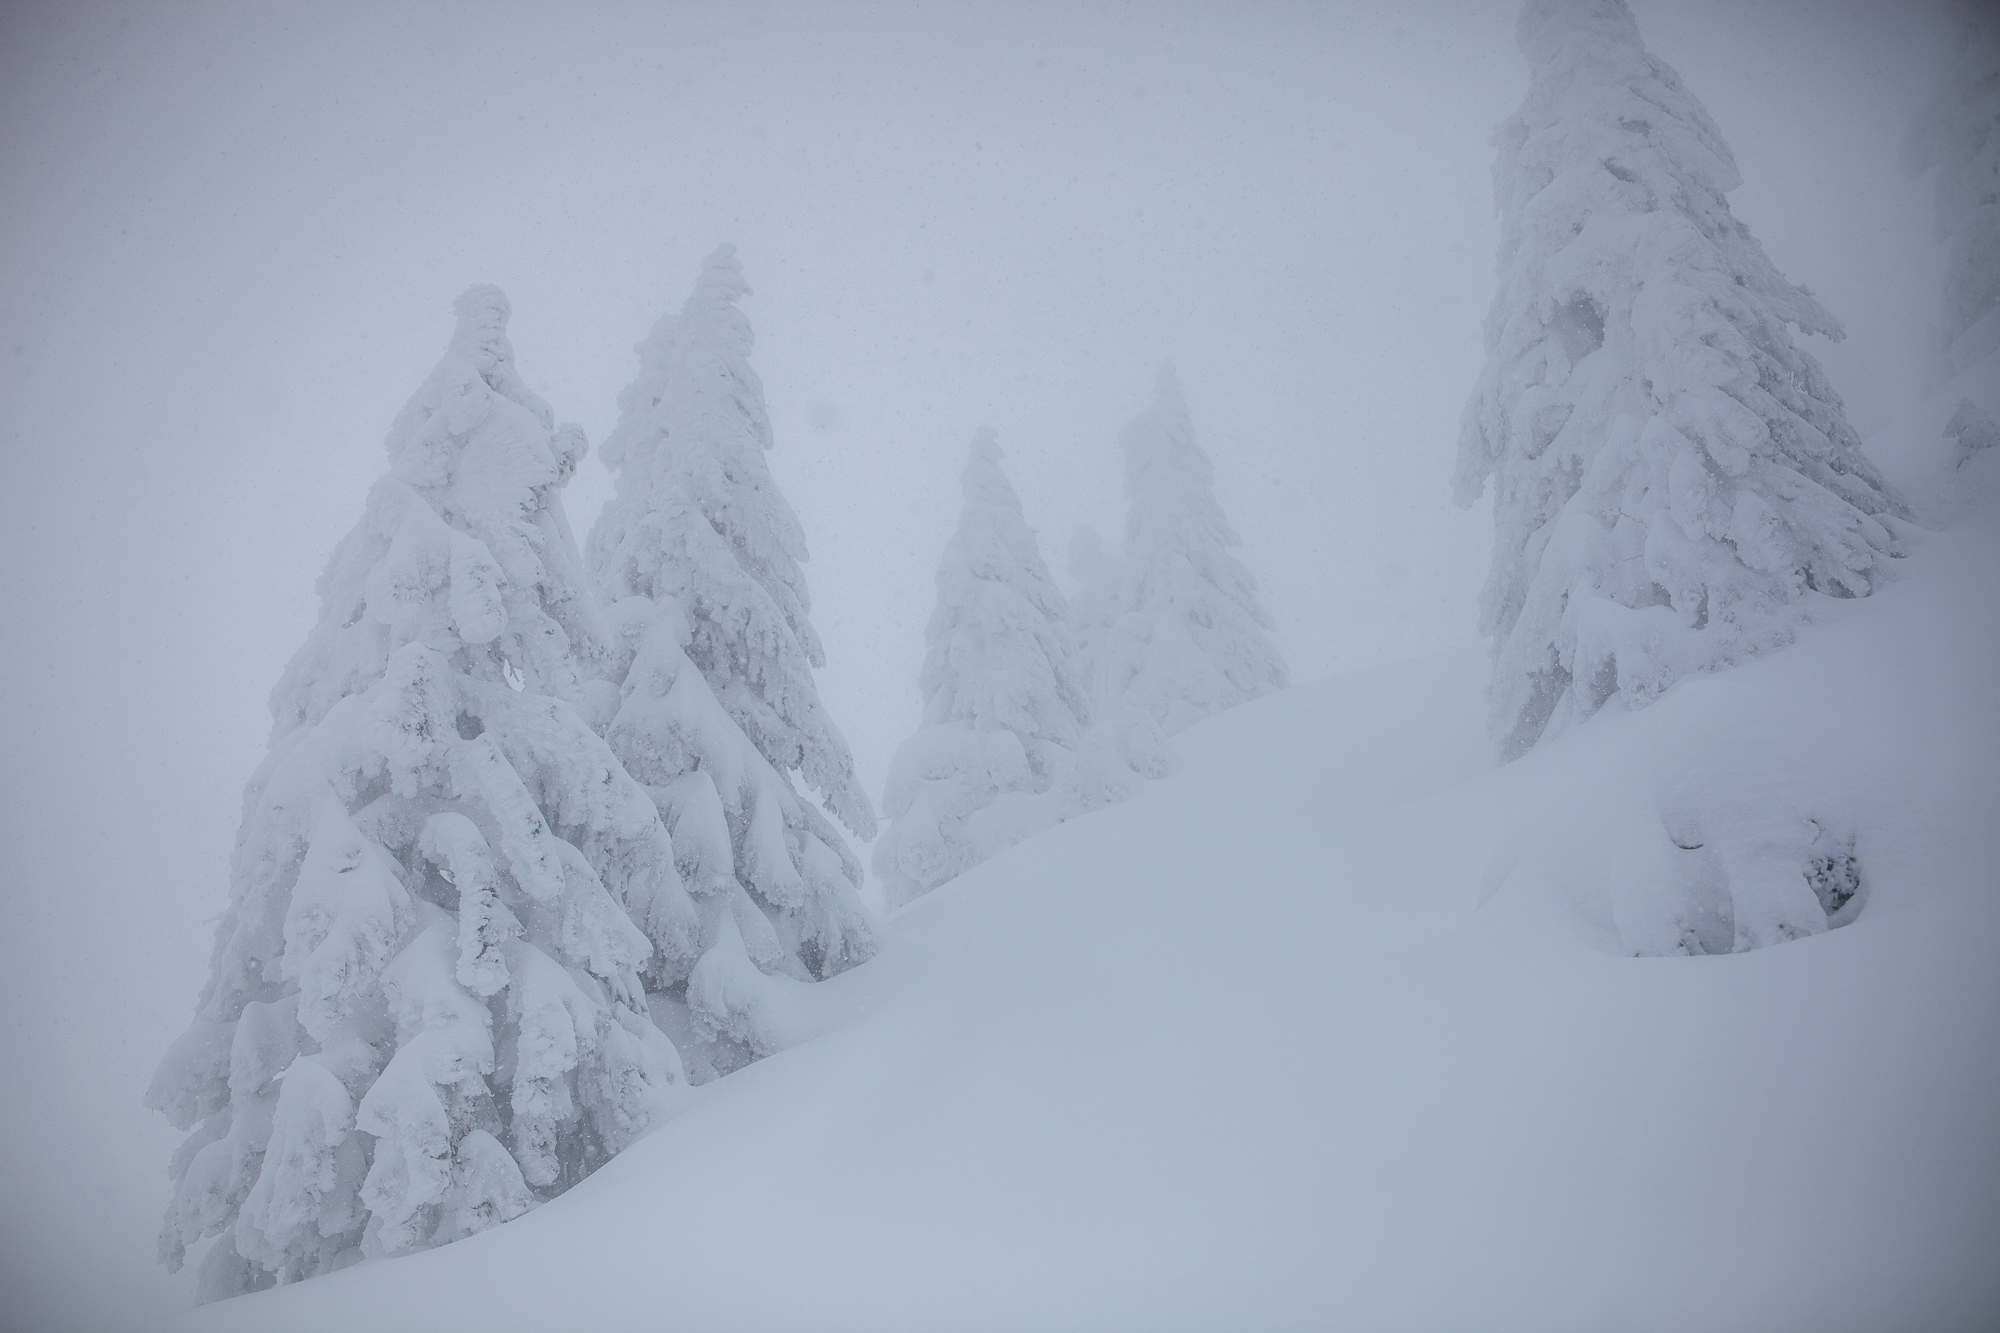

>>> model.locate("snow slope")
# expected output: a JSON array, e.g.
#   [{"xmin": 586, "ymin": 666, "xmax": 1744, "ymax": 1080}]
[{"xmin": 174, "ymin": 412, "xmax": 1999, "ymax": 1330}]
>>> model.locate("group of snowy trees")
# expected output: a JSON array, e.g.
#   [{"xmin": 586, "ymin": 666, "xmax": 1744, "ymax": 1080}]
[
  {"xmin": 149, "ymin": 248, "xmax": 877, "ymax": 1298},
  {"xmin": 148, "ymin": 244, "xmax": 1290, "ymax": 1296},
  {"xmin": 874, "ymin": 367, "xmax": 1287, "ymax": 908},
  {"xmin": 151, "ymin": 0, "xmax": 1987, "ymax": 1299}
]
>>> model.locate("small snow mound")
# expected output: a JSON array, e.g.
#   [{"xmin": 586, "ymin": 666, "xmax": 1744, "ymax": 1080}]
[{"xmin": 1947, "ymin": 397, "xmax": 1999, "ymax": 469}]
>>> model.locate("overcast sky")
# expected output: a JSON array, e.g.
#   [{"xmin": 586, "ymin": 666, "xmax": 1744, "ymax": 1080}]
[{"xmin": 0, "ymin": 1, "xmax": 1954, "ymax": 1325}]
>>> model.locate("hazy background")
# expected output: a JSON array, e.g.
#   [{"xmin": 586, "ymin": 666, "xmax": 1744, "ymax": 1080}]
[{"xmin": 0, "ymin": 2, "xmax": 1951, "ymax": 1326}]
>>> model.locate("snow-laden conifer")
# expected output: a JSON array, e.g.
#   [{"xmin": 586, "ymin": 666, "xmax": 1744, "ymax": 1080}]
[
  {"xmin": 1091, "ymin": 365, "xmax": 1286, "ymax": 747},
  {"xmin": 875, "ymin": 430, "xmax": 1089, "ymax": 908},
  {"xmin": 1902, "ymin": 3, "xmax": 2000, "ymax": 380},
  {"xmin": 587, "ymin": 246, "xmax": 875, "ymax": 1072},
  {"xmin": 1455, "ymin": 0, "xmax": 1909, "ymax": 760},
  {"xmin": 147, "ymin": 288, "xmax": 687, "ymax": 1301}
]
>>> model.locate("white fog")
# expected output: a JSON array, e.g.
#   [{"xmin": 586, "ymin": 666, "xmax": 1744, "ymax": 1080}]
[{"xmin": 1, "ymin": 3, "xmax": 1992, "ymax": 1330}]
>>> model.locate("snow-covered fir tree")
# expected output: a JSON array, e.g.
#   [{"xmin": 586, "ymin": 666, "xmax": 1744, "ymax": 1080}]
[
  {"xmin": 1089, "ymin": 364, "xmax": 1286, "ymax": 751},
  {"xmin": 147, "ymin": 288, "xmax": 690, "ymax": 1302},
  {"xmin": 1455, "ymin": 0, "xmax": 1909, "ymax": 761},
  {"xmin": 1902, "ymin": 2, "xmax": 2000, "ymax": 381},
  {"xmin": 587, "ymin": 245, "xmax": 875, "ymax": 1073},
  {"xmin": 875, "ymin": 429, "xmax": 1089, "ymax": 908}
]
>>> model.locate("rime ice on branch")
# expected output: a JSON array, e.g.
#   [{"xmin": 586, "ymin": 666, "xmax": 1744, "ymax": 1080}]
[
  {"xmin": 1456, "ymin": 0, "xmax": 1908, "ymax": 760},
  {"xmin": 148, "ymin": 288, "xmax": 686, "ymax": 1301},
  {"xmin": 587, "ymin": 245, "xmax": 874, "ymax": 1075},
  {"xmin": 875, "ymin": 429, "xmax": 1090, "ymax": 908}
]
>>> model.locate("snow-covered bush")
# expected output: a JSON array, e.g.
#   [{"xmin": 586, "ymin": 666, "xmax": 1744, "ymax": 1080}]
[
  {"xmin": 1657, "ymin": 800, "xmax": 1863, "ymax": 954},
  {"xmin": 1902, "ymin": 2, "xmax": 2000, "ymax": 381},
  {"xmin": 147, "ymin": 288, "xmax": 687, "ymax": 1300},
  {"xmin": 1456, "ymin": 0, "xmax": 1910, "ymax": 760},
  {"xmin": 1090, "ymin": 364, "xmax": 1286, "ymax": 743},
  {"xmin": 587, "ymin": 245, "xmax": 875, "ymax": 1075},
  {"xmin": 875, "ymin": 429, "xmax": 1090, "ymax": 908},
  {"xmin": 1946, "ymin": 397, "xmax": 1999, "ymax": 470}
]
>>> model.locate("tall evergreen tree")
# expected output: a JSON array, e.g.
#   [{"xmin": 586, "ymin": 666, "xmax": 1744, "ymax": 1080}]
[
  {"xmin": 148, "ymin": 288, "xmax": 688, "ymax": 1301},
  {"xmin": 1456, "ymin": 0, "xmax": 1909, "ymax": 761},
  {"xmin": 875, "ymin": 429, "xmax": 1089, "ymax": 908},
  {"xmin": 1091, "ymin": 364, "xmax": 1286, "ymax": 744},
  {"xmin": 587, "ymin": 245, "xmax": 874, "ymax": 1073},
  {"xmin": 1902, "ymin": 2, "xmax": 2000, "ymax": 382}
]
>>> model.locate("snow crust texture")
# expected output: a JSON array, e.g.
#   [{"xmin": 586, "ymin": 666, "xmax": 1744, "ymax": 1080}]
[
  {"xmin": 148, "ymin": 290, "xmax": 688, "ymax": 1299},
  {"xmin": 586, "ymin": 245, "xmax": 876, "ymax": 1077},
  {"xmin": 1457, "ymin": 0, "xmax": 1909, "ymax": 760}
]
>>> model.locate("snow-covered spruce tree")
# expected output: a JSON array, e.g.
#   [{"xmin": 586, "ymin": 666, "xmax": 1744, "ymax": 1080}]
[
  {"xmin": 1091, "ymin": 364, "xmax": 1286, "ymax": 751},
  {"xmin": 587, "ymin": 245, "xmax": 875, "ymax": 1075},
  {"xmin": 1455, "ymin": 0, "xmax": 1909, "ymax": 763},
  {"xmin": 147, "ymin": 288, "xmax": 689, "ymax": 1301},
  {"xmin": 1902, "ymin": 2, "xmax": 2000, "ymax": 381},
  {"xmin": 874, "ymin": 429, "xmax": 1089, "ymax": 908}
]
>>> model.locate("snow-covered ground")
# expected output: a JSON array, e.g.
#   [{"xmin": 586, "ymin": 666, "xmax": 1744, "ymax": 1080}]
[{"xmin": 172, "ymin": 380, "xmax": 1999, "ymax": 1332}]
